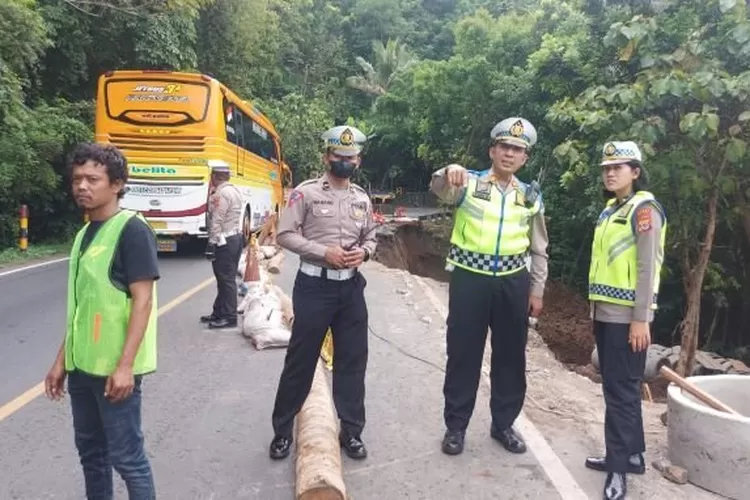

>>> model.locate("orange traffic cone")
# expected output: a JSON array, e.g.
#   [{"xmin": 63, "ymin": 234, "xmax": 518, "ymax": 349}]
[{"xmin": 243, "ymin": 236, "xmax": 261, "ymax": 282}]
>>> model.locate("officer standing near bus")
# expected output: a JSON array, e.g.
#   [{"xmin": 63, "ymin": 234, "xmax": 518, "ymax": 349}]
[
  {"xmin": 430, "ymin": 117, "xmax": 549, "ymax": 456},
  {"xmin": 585, "ymin": 141, "xmax": 666, "ymax": 500},
  {"xmin": 269, "ymin": 125, "xmax": 377, "ymax": 461},
  {"xmin": 201, "ymin": 163, "xmax": 244, "ymax": 329}
]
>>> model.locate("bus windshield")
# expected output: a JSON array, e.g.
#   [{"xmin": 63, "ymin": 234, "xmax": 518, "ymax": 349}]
[{"xmin": 104, "ymin": 79, "xmax": 210, "ymax": 125}]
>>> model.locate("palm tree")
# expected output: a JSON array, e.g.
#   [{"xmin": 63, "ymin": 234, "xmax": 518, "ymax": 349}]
[{"xmin": 346, "ymin": 38, "xmax": 416, "ymax": 97}]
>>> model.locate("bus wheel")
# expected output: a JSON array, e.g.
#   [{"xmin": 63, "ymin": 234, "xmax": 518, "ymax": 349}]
[{"xmin": 242, "ymin": 208, "xmax": 252, "ymax": 246}]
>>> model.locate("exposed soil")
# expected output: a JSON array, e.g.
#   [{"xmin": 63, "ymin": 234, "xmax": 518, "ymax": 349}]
[
  {"xmin": 374, "ymin": 221, "xmax": 452, "ymax": 284},
  {"xmin": 536, "ymin": 280, "xmax": 594, "ymax": 367},
  {"xmin": 374, "ymin": 220, "xmax": 671, "ymax": 402}
]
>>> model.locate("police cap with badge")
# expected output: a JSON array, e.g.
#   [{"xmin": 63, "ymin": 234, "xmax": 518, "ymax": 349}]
[
  {"xmin": 209, "ymin": 159, "xmax": 232, "ymax": 175},
  {"xmin": 490, "ymin": 117, "xmax": 537, "ymax": 150},
  {"xmin": 600, "ymin": 141, "xmax": 643, "ymax": 166},
  {"xmin": 321, "ymin": 125, "xmax": 367, "ymax": 179},
  {"xmin": 489, "ymin": 117, "xmax": 540, "ymax": 207},
  {"xmin": 600, "ymin": 140, "xmax": 648, "ymax": 183},
  {"xmin": 321, "ymin": 125, "xmax": 367, "ymax": 157}
]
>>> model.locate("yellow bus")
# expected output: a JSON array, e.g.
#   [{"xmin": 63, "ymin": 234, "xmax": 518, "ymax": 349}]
[{"xmin": 94, "ymin": 69, "xmax": 289, "ymax": 251}]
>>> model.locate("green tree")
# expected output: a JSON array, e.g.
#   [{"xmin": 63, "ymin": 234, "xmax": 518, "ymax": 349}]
[{"xmin": 549, "ymin": 0, "xmax": 750, "ymax": 375}]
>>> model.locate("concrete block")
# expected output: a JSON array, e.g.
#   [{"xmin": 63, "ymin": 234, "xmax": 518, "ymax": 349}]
[
  {"xmin": 667, "ymin": 374, "xmax": 750, "ymax": 500},
  {"xmin": 662, "ymin": 465, "xmax": 688, "ymax": 485}
]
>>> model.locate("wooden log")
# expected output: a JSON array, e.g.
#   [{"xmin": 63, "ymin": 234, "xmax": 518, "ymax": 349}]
[
  {"xmin": 660, "ymin": 366, "xmax": 743, "ymax": 415},
  {"xmin": 295, "ymin": 360, "xmax": 347, "ymax": 500},
  {"xmin": 268, "ymin": 251, "xmax": 285, "ymax": 274},
  {"xmin": 258, "ymin": 213, "xmax": 278, "ymax": 247}
]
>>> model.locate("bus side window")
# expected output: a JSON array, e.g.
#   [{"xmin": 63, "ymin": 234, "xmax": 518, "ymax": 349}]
[
  {"xmin": 234, "ymin": 107, "xmax": 245, "ymax": 149},
  {"xmin": 242, "ymin": 113, "xmax": 257, "ymax": 158},
  {"xmin": 224, "ymin": 99, "xmax": 238, "ymax": 145}
]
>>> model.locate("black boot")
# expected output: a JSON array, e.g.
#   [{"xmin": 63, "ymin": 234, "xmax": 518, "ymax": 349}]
[
  {"xmin": 441, "ymin": 430, "xmax": 465, "ymax": 455},
  {"xmin": 339, "ymin": 433, "xmax": 367, "ymax": 460},
  {"xmin": 603, "ymin": 472, "xmax": 627, "ymax": 500},
  {"xmin": 269, "ymin": 435, "xmax": 292, "ymax": 460},
  {"xmin": 208, "ymin": 317, "xmax": 237, "ymax": 329},
  {"xmin": 585, "ymin": 453, "xmax": 645, "ymax": 475},
  {"xmin": 490, "ymin": 426, "xmax": 526, "ymax": 454},
  {"xmin": 200, "ymin": 314, "xmax": 219, "ymax": 323}
]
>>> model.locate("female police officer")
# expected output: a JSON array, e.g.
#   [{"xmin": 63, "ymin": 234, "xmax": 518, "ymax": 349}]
[{"xmin": 586, "ymin": 141, "xmax": 667, "ymax": 500}]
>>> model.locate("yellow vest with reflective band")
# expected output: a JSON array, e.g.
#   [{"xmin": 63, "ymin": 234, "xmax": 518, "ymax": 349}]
[
  {"xmin": 447, "ymin": 172, "xmax": 542, "ymax": 276},
  {"xmin": 65, "ymin": 210, "xmax": 158, "ymax": 376},
  {"xmin": 588, "ymin": 191, "xmax": 667, "ymax": 309}
]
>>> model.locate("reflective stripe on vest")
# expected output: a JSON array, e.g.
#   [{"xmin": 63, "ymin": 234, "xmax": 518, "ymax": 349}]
[
  {"xmin": 587, "ymin": 191, "xmax": 667, "ymax": 309},
  {"xmin": 65, "ymin": 210, "xmax": 158, "ymax": 376},
  {"xmin": 447, "ymin": 173, "xmax": 541, "ymax": 276}
]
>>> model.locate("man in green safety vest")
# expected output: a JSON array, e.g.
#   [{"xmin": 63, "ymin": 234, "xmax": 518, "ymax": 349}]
[
  {"xmin": 430, "ymin": 117, "xmax": 549, "ymax": 456},
  {"xmin": 44, "ymin": 143, "xmax": 160, "ymax": 500}
]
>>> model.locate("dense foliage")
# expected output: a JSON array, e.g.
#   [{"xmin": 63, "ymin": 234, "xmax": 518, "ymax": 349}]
[{"xmin": 2, "ymin": 0, "xmax": 749, "ymax": 367}]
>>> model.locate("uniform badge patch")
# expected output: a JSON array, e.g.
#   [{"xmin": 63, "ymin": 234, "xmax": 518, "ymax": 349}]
[
  {"xmin": 636, "ymin": 205, "xmax": 652, "ymax": 233},
  {"xmin": 514, "ymin": 189, "xmax": 526, "ymax": 207},
  {"xmin": 288, "ymin": 190, "xmax": 303, "ymax": 207},
  {"xmin": 472, "ymin": 179, "xmax": 492, "ymax": 201},
  {"xmin": 350, "ymin": 201, "xmax": 366, "ymax": 220}
]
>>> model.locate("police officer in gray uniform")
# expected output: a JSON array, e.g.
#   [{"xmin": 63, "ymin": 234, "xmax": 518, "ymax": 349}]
[
  {"xmin": 201, "ymin": 163, "xmax": 244, "ymax": 329},
  {"xmin": 269, "ymin": 126, "xmax": 377, "ymax": 461}
]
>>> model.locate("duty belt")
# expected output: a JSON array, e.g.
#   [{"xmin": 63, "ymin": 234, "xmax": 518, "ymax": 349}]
[
  {"xmin": 299, "ymin": 262, "xmax": 357, "ymax": 281},
  {"xmin": 447, "ymin": 246, "xmax": 528, "ymax": 274}
]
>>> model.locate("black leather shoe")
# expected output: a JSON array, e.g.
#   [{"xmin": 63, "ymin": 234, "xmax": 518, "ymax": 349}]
[
  {"xmin": 269, "ymin": 435, "xmax": 292, "ymax": 460},
  {"xmin": 441, "ymin": 430, "xmax": 465, "ymax": 455},
  {"xmin": 208, "ymin": 318, "xmax": 238, "ymax": 329},
  {"xmin": 200, "ymin": 314, "xmax": 218, "ymax": 323},
  {"xmin": 491, "ymin": 427, "xmax": 527, "ymax": 454},
  {"xmin": 603, "ymin": 472, "xmax": 627, "ymax": 500},
  {"xmin": 339, "ymin": 434, "xmax": 367, "ymax": 460},
  {"xmin": 586, "ymin": 454, "xmax": 645, "ymax": 475}
]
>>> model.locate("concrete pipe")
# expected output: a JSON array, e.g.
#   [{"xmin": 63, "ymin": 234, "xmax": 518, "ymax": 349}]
[
  {"xmin": 667, "ymin": 374, "xmax": 750, "ymax": 500},
  {"xmin": 591, "ymin": 344, "xmax": 670, "ymax": 381}
]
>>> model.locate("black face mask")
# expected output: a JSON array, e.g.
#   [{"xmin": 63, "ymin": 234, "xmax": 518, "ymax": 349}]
[{"xmin": 330, "ymin": 159, "xmax": 356, "ymax": 179}]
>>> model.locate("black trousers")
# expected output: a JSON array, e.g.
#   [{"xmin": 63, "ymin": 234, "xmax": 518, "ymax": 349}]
[
  {"xmin": 211, "ymin": 234, "xmax": 243, "ymax": 321},
  {"xmin": 272, "ymin": 270, "xmax": 368, "ymax": 439},
  {"xmin": 594, "ymin": 320, "xmax": 647, "ymax": 473},
  {"xmin": 443, "ymin": 266, "xmax": 530, "ymax": 432}
]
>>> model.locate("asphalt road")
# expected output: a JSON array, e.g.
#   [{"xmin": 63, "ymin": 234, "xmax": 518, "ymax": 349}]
[
  {"xmin": 0, "ymin": 248, "xmax": 569, "ymax": 500},
  {"xmin": 0, "ymin": 254, "xmax": 212, "ymax": 406}
]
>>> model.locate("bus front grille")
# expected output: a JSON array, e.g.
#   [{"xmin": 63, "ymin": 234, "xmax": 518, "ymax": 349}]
[{"xmin": 107, "ymin": 133, "xmax": 206, "ymax": 153}]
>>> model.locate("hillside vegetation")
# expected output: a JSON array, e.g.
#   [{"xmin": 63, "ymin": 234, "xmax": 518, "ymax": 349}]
[{"xmin": 2, "ymin": 0, "xmax": 750, "ymax": 371}]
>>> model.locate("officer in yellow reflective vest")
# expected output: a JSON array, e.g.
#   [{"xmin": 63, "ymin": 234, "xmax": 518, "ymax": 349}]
[
  {"xmin": 585, "ymin": 141, "xmax": 666, "ymax": 500},
  {"xmin": 430, "ymin": 117, "xmax": 549, "ymax": 456}
]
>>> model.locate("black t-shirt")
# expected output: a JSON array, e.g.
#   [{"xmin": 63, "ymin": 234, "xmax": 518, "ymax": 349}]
[{"xmin": 78, "ymin": 214, "xmax": 160, "ymax": 296}]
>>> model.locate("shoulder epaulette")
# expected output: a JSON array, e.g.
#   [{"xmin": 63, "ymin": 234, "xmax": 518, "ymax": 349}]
[
  {"xmin": 295, "ymin": 179, "xmax": 319, "ymax": 190},
  {"xmin": 350, "ymin": 182, "xmax": 368, "ymax": 194}
]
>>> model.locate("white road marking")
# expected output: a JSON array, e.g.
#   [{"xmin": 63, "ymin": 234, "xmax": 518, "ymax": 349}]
[
  {"xmin": 0, "ymin": 257, "xmax": 70, "ymax": 278},
  {"xmin": 413, "ymin": 274, "xmax": 591, "ymax": 500}
]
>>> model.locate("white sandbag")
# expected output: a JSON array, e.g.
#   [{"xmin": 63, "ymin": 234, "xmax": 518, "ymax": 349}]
[
  {"xmin": 240, "ymin": 283, "xmax": 291, "ymax": 350},
  {"xmin": 260, "ymin": 245, "xmax": 278, "ymax": 259}
]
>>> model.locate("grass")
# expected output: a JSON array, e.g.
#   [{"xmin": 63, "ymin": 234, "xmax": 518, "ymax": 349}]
[{"xmin": 0, "ymin": 241, "xmax": 71, "ymax": 268}]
